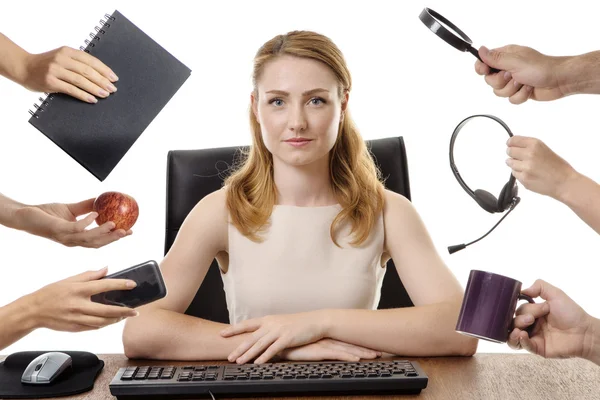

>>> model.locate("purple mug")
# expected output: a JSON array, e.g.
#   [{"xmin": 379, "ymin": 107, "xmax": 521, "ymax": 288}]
[{"xmin": 456, "ymin": 270, "xmax": 535, "ymax": 343}]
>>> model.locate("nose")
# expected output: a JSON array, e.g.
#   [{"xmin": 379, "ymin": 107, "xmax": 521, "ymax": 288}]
[{"xmin": 288, "ymin": 105, "xmax": 307, "ymax": 132}]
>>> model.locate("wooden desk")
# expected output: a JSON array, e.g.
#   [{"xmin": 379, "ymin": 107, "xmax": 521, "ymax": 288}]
[{"xmin": 1, "ymin": 354, "xmax": 599, "ymax": 399}]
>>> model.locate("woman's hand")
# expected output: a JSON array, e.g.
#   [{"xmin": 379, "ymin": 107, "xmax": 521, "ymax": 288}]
[
  {"xmin": 220, "ymin": 311, "xmax": 329, "ymax": 364},
  {"xmin": 280, "ymin": 338, "xmax": 381, "ymax": 362}
]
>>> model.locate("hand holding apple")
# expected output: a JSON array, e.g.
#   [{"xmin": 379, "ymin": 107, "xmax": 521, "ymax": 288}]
[{"xmin": 93, "ymin": 192, "xmax": 139, "ymax": 231}]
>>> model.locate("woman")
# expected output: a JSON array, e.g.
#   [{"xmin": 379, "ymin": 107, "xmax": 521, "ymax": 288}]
[{"xmin": 123, "ymin": 30, "xmax": 477, "ymax": 363}]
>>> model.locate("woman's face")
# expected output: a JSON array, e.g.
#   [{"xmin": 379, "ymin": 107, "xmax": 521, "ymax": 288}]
[{"xmin": 252, "ymin": 55, "xmax": 347, "ymax": 167}]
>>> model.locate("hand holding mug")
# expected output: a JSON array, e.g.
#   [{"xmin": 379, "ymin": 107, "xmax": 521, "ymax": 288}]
[{"xmin": 508, "ymin": 279, "xmax": 593, "ymax": 360}]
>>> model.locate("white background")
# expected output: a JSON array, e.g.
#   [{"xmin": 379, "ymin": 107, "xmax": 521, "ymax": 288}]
[{"xmin": 1, "ymin": 0, "xmax": 599, "ymax": 356}]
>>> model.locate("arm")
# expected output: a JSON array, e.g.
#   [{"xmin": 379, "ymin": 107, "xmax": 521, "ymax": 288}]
[
  {"xmin": 322, "ymin": 191, "xmax": 477, "ymax": 357},
  {"xmin": 586, "ymin": 317, "xmax": 600, "ymax": 366},
  {"xmin": 0, "ymin": 193, "xmax": 129, "ymax": 248},
  {"xmin": 555, "ymin": 173, "xmax": 600, "ymax": 236},
  {"xmin": 0, "ymin": 33, "xmax": 29, "ymax": 85},
  {"xmin": 1, "ymin": 268, "xmax": 137, "ymax": 351},
  {"xmin": 560, "ymin": 51, "xmax": 600, "ymax": 96},
  {"xmin": 122, "ymin": 189, "xmax": 252, "ymax": 360},
  {"xmin": 0, "ymin": 32, "xmax": 117, "ymax": 103}
]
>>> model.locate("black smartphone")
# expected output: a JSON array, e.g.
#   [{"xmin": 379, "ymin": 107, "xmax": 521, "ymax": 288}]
[{"xmin": 91, "ymin": 260, "xmax": 167, "ymax": 308}]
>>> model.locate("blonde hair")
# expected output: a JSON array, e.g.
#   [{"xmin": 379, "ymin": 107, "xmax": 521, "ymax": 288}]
[{"xmin": 225, "ymin": 30, "xmax": 385, "ymax": 247}]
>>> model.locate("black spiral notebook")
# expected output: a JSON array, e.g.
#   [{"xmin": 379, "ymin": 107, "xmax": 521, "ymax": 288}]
[{"xmin": 28, "ymin": 10, "xmax": 191, "ymax": 181}]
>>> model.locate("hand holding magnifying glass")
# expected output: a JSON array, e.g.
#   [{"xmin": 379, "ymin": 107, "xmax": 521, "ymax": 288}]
[{"xmin": 419, "ymin": 7, "xmax": 500, "ymax": 74}]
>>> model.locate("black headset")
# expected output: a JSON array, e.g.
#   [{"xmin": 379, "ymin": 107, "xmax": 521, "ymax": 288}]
[{"xmin": 448, "ymin": 114, "xmax": 520, "ymax": 254}]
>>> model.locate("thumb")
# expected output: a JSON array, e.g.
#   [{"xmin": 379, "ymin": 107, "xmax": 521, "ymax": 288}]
[
  {"xmin": 64, "ymin": 266, "xmax": 108, "ymax": 282},
  {"xmin": 479, "ymin": 45, "xmax": 521, "ymax": 71},
  {"xmin": 67, "ymin": 198, "xmax": 95, "ymax": 217},
  {"xmin": 522, "ymin": 279, "xmax": 561, "ymax": 302}
]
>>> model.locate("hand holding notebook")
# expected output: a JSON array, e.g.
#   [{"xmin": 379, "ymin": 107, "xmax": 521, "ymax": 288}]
[
  {"xmin": 28, "ymin": 10, "xmax": 191, "ymax": 181},
  {"xmin": 0, "ymin": 32, "xmax": 117, "ymax": 102}
]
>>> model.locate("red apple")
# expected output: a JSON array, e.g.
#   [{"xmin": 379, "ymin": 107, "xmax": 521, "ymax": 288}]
[{"xmin": 93, "ymin": 191, "xmax": 139, "ymax": 231}]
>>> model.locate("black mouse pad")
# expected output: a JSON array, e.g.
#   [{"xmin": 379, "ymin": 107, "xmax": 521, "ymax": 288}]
[{"xmin": 0, "ymin": 351, "xmax": 104, "ymax": 398}]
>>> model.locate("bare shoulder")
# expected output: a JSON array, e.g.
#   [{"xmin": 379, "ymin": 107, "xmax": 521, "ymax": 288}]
[
  {"xmin": 179, "ymin": 187, "xmax": 228, "ymax": 252},
  {"xmin": 382, "ymin": 189, "xmax": 414, "ymax": 219}
]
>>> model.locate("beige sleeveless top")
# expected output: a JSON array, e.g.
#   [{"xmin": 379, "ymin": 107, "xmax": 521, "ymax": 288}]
[{"xmin": 221, "ymin": 205, "xmax": 387, "ymax": 324}]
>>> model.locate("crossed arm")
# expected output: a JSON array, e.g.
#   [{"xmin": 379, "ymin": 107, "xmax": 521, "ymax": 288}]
[{"xmin": 123, "ymin": 189, "xmax": 476, "ymax": 362}]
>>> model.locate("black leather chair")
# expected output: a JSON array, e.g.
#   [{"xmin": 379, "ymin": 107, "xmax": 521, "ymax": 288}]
[{"xmin": 165, "ymin": 137, "xmax": 414, "ymax": 323}]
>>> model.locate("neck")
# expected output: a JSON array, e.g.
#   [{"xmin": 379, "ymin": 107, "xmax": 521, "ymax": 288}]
[{"xmin": 273, "ymin": 155, "xmax": 336, "ymax": 207}]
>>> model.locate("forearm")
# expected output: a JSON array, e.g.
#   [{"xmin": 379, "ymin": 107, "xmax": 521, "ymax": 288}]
[
  {"xmin": 0, "ymin": 33, "xmax": 29, "ymax": 85},
  {"xmin": 0, "ymin": 295, "xmax": 38, "ymax": 351},
  {"xmin": 559, "ymin": 51, "xmax": 600, "ymax": 96},
  {"xmin": 584, "ymin": 317, "xmax": 600, "ymax": 366},
  {"xmin": 0, "ymin": 193, "xmax": 27, "ymax": 230},
  {"xmin": 322, "ymin": 298, "xmax": 478, "ymax": 357},
  {"xmin": 555, "ymin": 173, "xmax": 600, "ymax": 235},
  {"xmin": 123, "ymin": 309, "xmax": 252, "ymax": 361}
]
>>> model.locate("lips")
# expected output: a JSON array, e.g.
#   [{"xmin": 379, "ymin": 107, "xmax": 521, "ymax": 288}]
[{"xmin": 284, "ymin": 138, "xmax": 313, "ymax": 143}]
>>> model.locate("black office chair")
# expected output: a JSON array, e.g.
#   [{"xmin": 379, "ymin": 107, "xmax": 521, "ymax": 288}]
[{"xmin": 165, "ymin": 137, "xmax": 414, "ymax": 323}]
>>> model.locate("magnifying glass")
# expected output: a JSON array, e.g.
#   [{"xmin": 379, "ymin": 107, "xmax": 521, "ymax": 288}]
[{"xmin": 419, "ymin": 7, "xmax": 500, "ymax": 73}]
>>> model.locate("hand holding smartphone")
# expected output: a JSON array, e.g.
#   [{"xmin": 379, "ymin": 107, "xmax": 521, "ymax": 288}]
[{"xmin": 91, "ymin": 260, "xmax": 167, "ymax": 308}]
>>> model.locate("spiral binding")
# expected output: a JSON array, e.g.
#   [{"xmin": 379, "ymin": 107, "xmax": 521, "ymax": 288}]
[{"xmin": 29, "ymin": 12, "xmax": 115, "ymax": 118}]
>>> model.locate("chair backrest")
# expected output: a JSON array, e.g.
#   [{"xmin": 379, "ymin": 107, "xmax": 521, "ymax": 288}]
[{"xmin": 165, "ymin": 137, "xmax": 414, "ymax": 323}]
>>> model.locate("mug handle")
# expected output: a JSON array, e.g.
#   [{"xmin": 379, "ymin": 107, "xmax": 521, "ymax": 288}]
[{"xmin": 517, "ymin": 293, "xmax": 537, "ymax": 336}]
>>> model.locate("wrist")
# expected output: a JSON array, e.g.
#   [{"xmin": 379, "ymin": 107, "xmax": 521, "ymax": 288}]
[
  {"xmin": 10, "ymin": 294, "xmax": 41, "ymax": 332},
  {"xmin": 318, "ymin": 309, "xmax": 336, "ymax": 338},
  {"xmin": 583, "ymin": 316, "xmax": 600, "ymax": 365},
  {"xmin": 558, "ymin": 52, "xmax": 600, "ymax": 96},
  {"xmin": 553, "ymin": 170, "xmax": 584, "ymax": 205}
]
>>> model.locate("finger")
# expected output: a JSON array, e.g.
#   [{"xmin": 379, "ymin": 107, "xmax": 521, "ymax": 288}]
[
  {"xmin": 66, "ymin": 58, "xmax": 116, "ymax": 94},
  {"xmin": 506, "ymin": 146, "xmax": 529, "ymax": 161},
  {"xmin": 52, "ymin": 79, "xmax": 97, "ymax": 103},
  {"xmin": 73, "ymin": 212, "xmax": 100, "ymax": 232},
  {"xmin": 63, "ymin": 266, "xmax": 108, "ymax": 283},
  {"xmin": 509, "ymin": 85, "xmax": 533, "ymax": 105},
  {"xmin": 507, "ymin": 328, "xmax": 523, "ymax": 350},
  {"xmin": 227, "ymin": 330, "xmax": 266, "ymax": 362},
  {"xmin": 494, "ymin": 78, "xmax": 523, "ymax": 98},
  {"xmin": 323, "ymin": 348, "xmax": 360, "ymax": 362},
  {"xmin": 78, "ymin": 228, "xmax": 127, "ymax": 249},
  {"xmin": 71, "ymin": 49, "xmax": 118, "ymax": 82},
  {"xmin": 67, "ymin": 198, "xmax": 95, "ymax": 217},
  {"xmin": 84, "ymin": 302, "xmax": 139, "ymax": 318},
  {"xmin": 79, "ymin": 278, "xmax": 137, "ymax": 296},
  {"xmin": 57, "ymin": 68, "xmax": 109, "ymax": 99},
  {"xmin": 71, "ymin": 314, "xmax": 125, "ymax": 329},
  {"xmin": 484, "ymin": 70, "xmax": 511, "ymax": 90},
  {"xmin": 221, "ymin": 319, "xmax": 261, "ymax": 337},
  {"xmin": 479, "ymin": 45, "xmax": 521, "ymax": 71},
  {"xmin": 241, "ymin": 334, "xmax": 280, "ymax": 364},
  {"xmin": 518, "ymin": 330, "xmax": 539, "ymax": 355},
  {"xmin": 515, "ymin": 302, "xmax": 549, "ymax": 319},
  {"xmin": 505, "ymin": 158, "xmax": 525, "ymax": 173},
  {"xmin": 474, "ymin": 59, "xmax": 490, "ymax": 76},
  {"xmin": 507, "ymin": 135, "xmax": 534, "ymax": 148}
]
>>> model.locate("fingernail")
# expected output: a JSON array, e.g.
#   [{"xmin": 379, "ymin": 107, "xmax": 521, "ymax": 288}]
[
  {"xmin": 91, "ymin": 212, "xmax": 99, "ymax": 219},
  {"xmin": 514, "ymin": 80, "xmax": 520, "ymax": 87},
  {"xmin": 524, "ymin": 315, "xmax": 534, "ymax": 323},
  {"xmin": 131, "ymin": 310, "xmax": 139, "ymax": 317},
  {"xmin": 97, "ymin": 266, "xmax": 108, "ymax": 272},
  {"xmin": 89, "ymin": 96, "xmax": 98, "ymax": 103},
  {"xmin": 110, "ymin": 73, "xmax": 119, "ymax": 82},
  {"xmin": 504, "ymin": 71, "xmax": 512, "ymax": 80},
  {"xmin": 117, "ymin": 230, "xmax": 126, "ymax": 238},
  {"xmin": 107, "ymin": 83, "xmax": 117, "ymax": 92},
  {"xmin": 480, "ymin": 46, "xmax": 489, "ymax": 56},
  {"xmin": 126, "ymin": 281, "xmax": 137, "ymax": 288},
  {"xmin": 526, "ymin": 85, "xmax": 533, "ymax": 92},
  {"xmin": 99, "ymin": 89, "xmax": 109, "ymax": 97}
]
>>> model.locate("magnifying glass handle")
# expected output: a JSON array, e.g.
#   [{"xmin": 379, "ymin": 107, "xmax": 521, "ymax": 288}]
[{"xmin": 467, "ymin": 46, "xmax": 500, "ymax": 74}]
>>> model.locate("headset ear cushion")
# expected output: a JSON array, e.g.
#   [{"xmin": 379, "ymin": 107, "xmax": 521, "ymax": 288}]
[
  {"xmin": 498, "ymin": 180, "xmax": 517, "ymax": 212},
  {"xmin": 474, "ymin": 189, "xmax": 500, "ymax": 213}
]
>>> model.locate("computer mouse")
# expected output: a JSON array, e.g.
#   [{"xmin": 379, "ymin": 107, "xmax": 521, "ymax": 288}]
[{"xmin": 21, "ymin": 352, "xmax": 72, "ymax": 384}]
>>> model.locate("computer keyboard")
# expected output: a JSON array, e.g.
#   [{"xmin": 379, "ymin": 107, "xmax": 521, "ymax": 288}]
[{"xmin": 109, "ymin": 359, "xmax": 428, "ymax": 399}]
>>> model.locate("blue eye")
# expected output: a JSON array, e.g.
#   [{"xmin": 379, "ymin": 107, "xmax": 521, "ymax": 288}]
[
  {"xmin": 310, "ymin": 97, "xmax": 326, "ymax": 105},
  {"xmin": 269, "ymin": 98, "xmax": 284, "ymax": 106}
]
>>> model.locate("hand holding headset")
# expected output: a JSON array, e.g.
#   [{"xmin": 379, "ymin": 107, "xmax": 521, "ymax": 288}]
[{"xmin": 448, "ymin": 114, "xmax": 520, "ymax": 254}]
